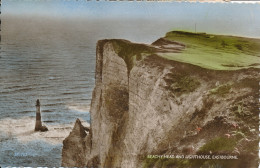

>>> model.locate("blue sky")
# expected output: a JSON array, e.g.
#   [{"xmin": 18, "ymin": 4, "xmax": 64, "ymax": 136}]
[
  {"xmin": 2, "ymin": 0, "xmax": 260, "ymax": 37},
  {"xmin": 3, "ymin": 0, "xmax": 260, "ymax": 20}
]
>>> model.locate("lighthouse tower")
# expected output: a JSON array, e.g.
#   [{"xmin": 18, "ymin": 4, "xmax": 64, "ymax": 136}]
[{"xmin": 35, "ymin": 99, "xmax": 42, "ymax": 131}]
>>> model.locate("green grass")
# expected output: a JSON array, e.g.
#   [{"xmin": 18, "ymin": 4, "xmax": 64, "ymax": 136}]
[
  {"xmin": 108, "ymin": 31, "xmax": 260, "ymax": 72},
  {"xmin": 164, "ymin": 73, "xmax": 200, "ymax": 95},
  {"xmin": 190, "ymin": 137, "xmax": 239, "ymax": 168},
  {"xmin": 142, "ymin": 158, "xmax": 158, "ymax": 168},
  {"xmin": 209, "ymin": 84, "xmax": 231, "ymax": 96},
  {"xmin": 142, "ymin": 137, "xmax": 241, "ymax": 168},
  {"xmin": 198, "ymin": 137, "xmax": 237, "ymax": 154},
  {"xmin": 160, "ymin": 31, "xmax": 260, "ymax": 70},
  {"xmin": 231, "ymin": 102, "xmax": 256, "ymax": 123}
]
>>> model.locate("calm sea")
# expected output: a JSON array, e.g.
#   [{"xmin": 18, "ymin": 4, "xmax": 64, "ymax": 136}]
[{"xmin": 0, "ymin": 16, "xmax": 174, "ymax": 166}]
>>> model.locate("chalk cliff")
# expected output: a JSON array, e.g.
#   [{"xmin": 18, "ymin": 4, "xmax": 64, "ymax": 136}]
[{"xmin": 62, "ymin": 32, "xmax": 259, "ymax": 168}]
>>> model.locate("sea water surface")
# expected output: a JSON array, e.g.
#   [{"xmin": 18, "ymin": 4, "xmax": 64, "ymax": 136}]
[{"xmin": 0, "ymin": 16, "xmax": 175, "ymax": 166}]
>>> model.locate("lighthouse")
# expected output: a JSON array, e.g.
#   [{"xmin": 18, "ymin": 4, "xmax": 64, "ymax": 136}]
[
  {"xmin": 35, "ymin": 99, "xmax": 48, "ymax": 132},
  {"xmin": 35, "ymin": 99, "xmax": 42, "ymax": 131}
]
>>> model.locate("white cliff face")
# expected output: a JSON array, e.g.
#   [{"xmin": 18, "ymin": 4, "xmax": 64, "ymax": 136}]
[
  {"xmin": 120, "ymin": 56, "xmax": 208, "ymax": 167},
  {"xmin": 62, "ymin": 39, "xmax": 259, "ymax": 168},
  {"xmin": 90, "ymin": 41, "xmax": 129, "ymax": 167},
  {"xmin": 122, "ymin": 59, "xmax": 172, "ymax": 167}
]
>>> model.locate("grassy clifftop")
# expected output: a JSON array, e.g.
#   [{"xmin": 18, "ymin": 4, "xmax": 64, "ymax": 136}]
[
  {"xmin": 162, "ymin": 31, "xmax": 260, "ymax": 70},
  {"xmin": 109, "ymin": 31, "xmax": 260, "ymax": 72}
]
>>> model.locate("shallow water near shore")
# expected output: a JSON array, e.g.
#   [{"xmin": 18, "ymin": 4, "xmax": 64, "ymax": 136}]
[{"xmin": 0, "ymin": 16, "xmax": 175, "ymax": 166}]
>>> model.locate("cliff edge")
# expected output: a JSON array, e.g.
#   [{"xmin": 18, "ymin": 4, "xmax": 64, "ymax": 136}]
[{"xmin": 62, "ymin": 32, "xmax": 259, "ymax": 168}]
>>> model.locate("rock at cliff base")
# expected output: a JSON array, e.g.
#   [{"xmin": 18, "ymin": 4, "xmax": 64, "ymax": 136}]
[
  {"xmin": 40, "ymin": 125, "xmax": 48, "ymax": 132},
  {"xmin": 73, "ymin": 118, "xmax": 87, "ymax": 138},
  {"xmin": 61, "ymin": 118, "xmax": 88, "ymax": 167}
]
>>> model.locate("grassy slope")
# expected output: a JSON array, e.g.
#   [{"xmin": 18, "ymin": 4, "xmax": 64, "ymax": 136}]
[{"xmin": 161, "ymin": 31, "xmax": 260, "ymax": 70}]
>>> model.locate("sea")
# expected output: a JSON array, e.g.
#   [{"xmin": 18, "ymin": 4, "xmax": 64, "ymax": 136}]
[{"xmin": 0, "ymin": 16, "xmax": 175, "ymax": 167}]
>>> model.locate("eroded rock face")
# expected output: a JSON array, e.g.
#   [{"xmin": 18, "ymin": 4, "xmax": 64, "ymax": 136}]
[
  {"xmin": 61, "ymin": 119, "xmax": 87, "ymax": 167},
  {"xmin": 62, "ymin": 39, "xmax": 259, "ymax": 168}
]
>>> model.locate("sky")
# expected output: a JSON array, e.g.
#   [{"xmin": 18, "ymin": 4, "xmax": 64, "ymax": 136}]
[
  {"xmin": 2, "ymin": 0, "xmax": 260, "ymax": 37},
  {"xmin": 2, "ymin": 0, "xmax": 260, "ymax": 19}
]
